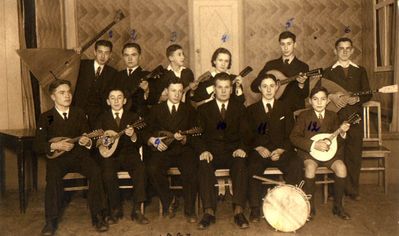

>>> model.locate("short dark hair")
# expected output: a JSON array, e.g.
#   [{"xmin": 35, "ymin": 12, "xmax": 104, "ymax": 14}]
[
  {"xmin": 335, "ymin": 37, "xmax": 353, "ymax": 48},
  {"xmin": 167, "ymin": 77, "xmax": 183, "ymax": 88},
  {"xmin": 48, "ymin": 79, "xmax": 71, "ymax": 94},
  {"xmin": 279, "ymin": 31, "xmax": 296, "ymax": 42},
  {"xmin": 262, "ymin": 74, "xmax": 278, "ymax": 84},
  {"xmin": 214, "ymin": 72, "xmax": 232, "ymax": 85},
  {"xmin": 211, "ymin": 48, "xmax": 232, "ymax": 69},
  {"xmin": 122, "ymin": 42, "xmax": 141, "ymax": 54},
  {"xmin": 310, "ymin": 86, "xmax": 329, "ymax": 98},
  {"xmin": 166, "ymin": 44, "xmax": 183, "ymax": 58},
  {"xmin": 95, "ymin": 40, "xmax": 113, "ymax": 51},
  {"xmin": 107, "ymin": 87, "xmax": 126, "ymax": 98}
]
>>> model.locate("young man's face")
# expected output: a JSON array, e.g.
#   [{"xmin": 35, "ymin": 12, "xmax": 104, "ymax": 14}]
[
  {"xmin": 51, "ymin": 84, "xmax": 72, "ymax": 108},
  {"xmin": 107, "ymin": 90, "xmax": 126, "ymax": 111},
  {"xmin": 169, "ymin": 49, "xmax": 185, "ymax": 67},
  {"xmin": 279, "ymin": 38, "xmax": 296, "ymax": 58},
  {"xmin": 309, "ymin": 91, "xmax": 329, "ymax": 113},
  {"xmin": 94, "ymin": 45, "xmax": 112, "ymax": 65},
  {"xmin": 259, "ymin": 78, "xmax": 278, "ymax": 100},
  {"xmin": 213, "ymin": 53, "xmax": 230, "ymax": 73},
  {"xmin": 334, "ymin": 41, "xmax": 354, "ymax": 62},
  {"xmin": 214, "ymin": 79, "xmax": 232, "ymax": 102},
  {"xmin": 167, "ymin": 83, "xmax": 183, "ymax": 104},
  {"xmin": 123, "ymin": 47, "xmax": 141, "ymax": 68}
]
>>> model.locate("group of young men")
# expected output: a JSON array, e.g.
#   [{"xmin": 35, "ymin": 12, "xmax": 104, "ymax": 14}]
[{"xmin": 35, "ymin": 31, "xmax": 371, "ymax": 235}]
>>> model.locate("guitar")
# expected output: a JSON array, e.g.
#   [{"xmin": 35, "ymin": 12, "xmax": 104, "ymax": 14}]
[
  {"xmin": 47, "ymin": 129, "xmax": 104, "ymax": 159},
  {"xmin": 310, "ymin": 113, "xmax": 361, "ymax": 161},
  {"xmin": 130, "ymin": 65, "xmax": 164, "ymax": 96},
  {"xmin": 180, "ymin": 71, "xmax": 213, "ymax": 103},
  {"xmin": 193, "ymin": 66, "xmax": 254, "ymax": 107},
  {"xmin": 98, "ymin": 118, "xmax": 146, "ymax": 158},
  {"xmin": 267, "ymin": 68, "xmax": 323, "ymax": 99},
  {"xmin": 151, "ymin": 127, "xmax": 203, "ymax": 151},
  {"xmin": 320, "ymin": 79, "xmax": 398, "ymax": 112}
]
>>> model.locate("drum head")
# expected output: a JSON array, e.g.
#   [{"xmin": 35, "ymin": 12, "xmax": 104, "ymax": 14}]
[{"xmin": 263, "ymin": 185, "xmax": 310, "ymax": 232}]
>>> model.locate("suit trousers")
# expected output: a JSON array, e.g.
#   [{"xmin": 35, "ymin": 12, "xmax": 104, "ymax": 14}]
[
  {"xmin": 146, "ymin": 145, "xmax": 198, "ymax": 215},
  {"xmin": 45, "ymin": 152, "xmax": 106, "ymax": 221},
  {"xmin": 100, "ymin": 152, "xmax": 146, "ymax": 211},
  {"xmin": 198, "ymin": 150, "xmax": 248, "ymax": 211}
]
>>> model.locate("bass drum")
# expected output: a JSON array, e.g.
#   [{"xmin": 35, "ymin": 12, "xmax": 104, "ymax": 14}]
[{"xmin": 262, "ymin": 184, "xmax": 310, "ymax": 232}]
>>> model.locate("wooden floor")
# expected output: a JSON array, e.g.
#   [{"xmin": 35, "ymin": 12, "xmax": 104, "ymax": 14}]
[{"xmin": 0, "ymin": 184, "xmax": 398, "ymax": 236}]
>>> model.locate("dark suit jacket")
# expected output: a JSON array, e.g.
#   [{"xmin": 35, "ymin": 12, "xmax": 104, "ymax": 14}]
[
  {"xmin": 247, "ymin": 100, "xmax": 293, "ymax": 152},
  {"xmin": 143, "ymin": 101, "xmax": 197, "ymax": 151},
  {"xmin": 195, "ymin": 99, "xmax": 250, "ymax": 155},
  {"xmin": 290, "ymin": 109, "xmax": 343, "ymax": 159},
  {"xmin": 34, "ymin": 107, "xmax": 90, "ymax": 157},
  {"xmin": 73, "ymin": 59, "xmax": 117, "ymax": 116},
  {"xmin": 94, "ymin": 109, "xmax": 143, "ymax": 157}
]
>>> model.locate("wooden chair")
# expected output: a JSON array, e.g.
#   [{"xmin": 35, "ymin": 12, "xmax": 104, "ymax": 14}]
[{"xmin": 361, "ymin": 101, "xmax": 391, "ymax": 194}]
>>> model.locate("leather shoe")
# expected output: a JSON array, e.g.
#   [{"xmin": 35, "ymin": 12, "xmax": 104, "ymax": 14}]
[
  {"xmin": 163, "ymin": 203, "xmax": 176, "ymax": 218},
  {"xmin": 93, "ymin": 214, "xmax": 109, "ymax": 232},
  {"xmin": 234, "ymin": 213, "xmax": 249, "ymax": 229},
  {"xmin": 249, "ymin": 209, "xmax": 260, "ymax": 223},
  {"xmin": 307, "ymin": 208, "xmax": 316, "ymax": 221},
  {"xmin": 107, "ymin": 209, "xmax": 123, "ymax": 225},
  {"xmin": 41, "ymin": 219, "xmax": 57, "ymax": 236},
  {"xmin": 198, "ymin": 213, "xmax": 216, "ymax": 230},
  {"xmin": 332, "ymin": 206, "xmax": 351, "ymax": 220},
  {"xmin": 131, "ymin": 210, "xmax": 149, "ymax": 224}
]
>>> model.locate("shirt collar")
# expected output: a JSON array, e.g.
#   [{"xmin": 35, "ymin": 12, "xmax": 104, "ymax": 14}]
[
  {"xmin": 210, "ymin": 68, "xmax": 230, "ymax": 77},
  {"xmin": 314, "ymin": 110, "xmax": 326, "ymax": 119},
  {"xmin": 262, "ymin": 98, "xmax": 275, "ymax": 108},
  {"xmin": 94, "ymin": 60, "xmax": 104, "ymax": 73},
  {"xmin": 331, "ymin": 60, "xmax": 359, "ymax": 69},
  {"xmin": 55, "ymin": 107, "xmax": 70, "ymax": 119},
  {"xmin": 112, "ymin": 109, "xmax": 123, "ymax": 118},
  {"xmin": 167, "ymin": 64, "xmax": 186, "ymax": 78},
  {"xmin": 282, "ymin": 55, "xmax": 295, "ymax": 64},
  {"xmin": 127, "ymin": 66, "xmax": 139, "ymax": 75},
  {"xmin": 216, "ymin": 99, "xmax": 229, "ymax": 111},
  {"xmin": 167, "ymin": 100, "xmax": 179, "ymax": 112}
]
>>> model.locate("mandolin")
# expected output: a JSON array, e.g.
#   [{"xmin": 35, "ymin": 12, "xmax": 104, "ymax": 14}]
[
  {"xmin": 98, "ymin": 118, "xmax": 146, "ymax": 158},
  {"xmin": 151, "ymin": 126, "xmax": 203, "ymax": 151},
  {"xmin": 310, "ymin": 113, "xmax": 361, "ymax": 161},
  {"xmin": 267, "ymin": 68, "xmax": 323, "ymax": 99},
  {"xmin": 47, "ymin": 129, "xmax": 104, "ymax": 159},
  {"xmin": 319, "ymin": 79, "xmax": 398, "ymax": 112}
]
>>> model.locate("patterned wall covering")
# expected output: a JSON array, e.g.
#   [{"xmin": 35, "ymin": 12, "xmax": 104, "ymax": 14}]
[{"xmin": 76, "ymin": 0, "xmax": 190, "ymax": 71}]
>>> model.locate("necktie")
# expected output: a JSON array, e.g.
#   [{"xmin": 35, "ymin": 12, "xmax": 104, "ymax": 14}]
[
  {"xmin": 284, "ymin": 59, "xmax": 289, "ymax": 64},
  {"xmin": 171, "ymin": 105, "xmax": 177, "ymax": 116},
  {"xmin": 128, "ymin": 68, "xmax": 133, "ymax": 76},
  {"xmin": 318, "ymin": 113, "xmax": 323, "ymax": 125},
  {"xmin": 62, "ymin": 112, "xmax": 68, "ymax": 120},
  {"xmin": 115, "ymin": 112, "xmax": 121, "ymax": 127},
  {"xmin": 221, "ymin": 103, "xmax": 226, "ymax": 120},
  {"xmin": 266, "ymin": 103, "xmax": 272, "ymax": 114},
  {"xmin": 95, "ymin": 66, "xmax": 101, "ymax": 78}
]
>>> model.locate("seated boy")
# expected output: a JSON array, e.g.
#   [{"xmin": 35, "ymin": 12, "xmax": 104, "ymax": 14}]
[
  {"xmin": 94, "ymin": 88, "xmax": 149, "ymax": 225},
  {"xmin": 290, "ymin": 86, "xmax": 351, "ymax": 220}
]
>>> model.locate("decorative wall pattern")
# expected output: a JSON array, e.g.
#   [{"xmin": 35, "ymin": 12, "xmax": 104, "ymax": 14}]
[{"xmin": 76, "ymin": 0, "xmax": 190, "ymax": 71}]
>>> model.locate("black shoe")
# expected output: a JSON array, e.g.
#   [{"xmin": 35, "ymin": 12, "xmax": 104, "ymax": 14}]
[
  {"xmin": 307, "ymin": 208, "xmax": 316, "ymax": 221},
  {"xmin": 332, "ymin": 206, "xmax": 351, "ymax": 220},
  {"xmin": 107, "ymin": 209, "xmax": 123, "ymax": 225},
  {"xmin": 41, "ymin": 219, "xmax": 57, "ymax": 236},
  {"xmin": 93, "ymin": 213, "xmax": 109, "ymax": 232},
  {"xmin": 249, "ymin": 208, "xmax": 260, "ymax": 223},
  {"xmin": 163, "ymin": 203, "xmax": 176, "ymax": 219},
  {"xmin": 234, "ymin": 213, "xmax": 249, "ymax": 229},
  {"xmin": 131, "ymin": 210, "xmax": 149, "ymax": 224},
  {"xmin": 198, "ymin": 213, "xmax": 216, "ymax": 230}
]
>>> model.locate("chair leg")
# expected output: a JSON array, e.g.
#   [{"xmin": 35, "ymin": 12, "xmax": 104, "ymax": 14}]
[
  {"xmin": 323, "ymin": 174, "xmax": 328, "ymax": 204},
  {"xmin": 159, "ymin": 200, "xmax": 163, "ymax": 216},
  {"xmin": 140, "ymin": 202, "xmax": 144, "ymax": 215},
  {"xmin": 384, "ymin": 154, "xmax": 388, "ymax": 194}
]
